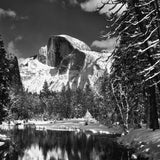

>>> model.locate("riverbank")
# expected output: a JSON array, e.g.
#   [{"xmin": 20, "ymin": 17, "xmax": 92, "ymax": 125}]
[
  {"xmin": 118, "ymin": 128, "xmax": 160, "ymax": 160},
  {"xmin": 35, "ymin": 119, "xmax": 124, "ymax": 135},
  {"xmin": 0, "ymin": 118, "xmax": 123, "ymax": 135}
]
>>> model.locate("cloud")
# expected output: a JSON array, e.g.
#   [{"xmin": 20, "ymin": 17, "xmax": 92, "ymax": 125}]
[
  {"xmin": 91, "ymin": 37, "xmax": 119, "ymax": 51},
  {"xmin": 7, "ymin": 36, "xmax": 23, "ymax": 58},
  {"xmin": 80, "ymin": 0, "xmax": 126, "ymax": 16},
  {"xmin": 15, "ymin": 36, "xmax": 23, "ymax": 41},
  {"xmin": 46, "ymin": 0, "xmax": 78, "ymax": 6},
  {"xmin": 0, "ymin": 8, "xmax": 16, "ymax": 18},
  {"xmin": 68, "ymin": 0, "xmax": 78, "ymax": 5},
  {"xmin": 19, "ymin": 16, "xmax": 29, "ymax": 20},
  {"xmin": 7, "ymin": 41, "xmax": 22, "ymax": 58},
  {"xmin": 0, "ymin": 8, "xmax": 29, "ymax": 22},
  {"xmin": 80, "ymin": 0, "xmax": 100, "ymax": 12},
  {"xmin": 44, "ymin": 0, "xmax": 126, "ymax": 15}
]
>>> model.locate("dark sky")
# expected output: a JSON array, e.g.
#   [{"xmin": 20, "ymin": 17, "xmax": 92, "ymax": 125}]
[{"xmin": 0, "ymin": 0, "xmax": 107, "ymax": 58}]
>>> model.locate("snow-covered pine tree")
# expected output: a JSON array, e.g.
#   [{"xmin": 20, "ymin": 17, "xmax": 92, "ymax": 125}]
[
  {"xmin": 0, "ymin": 35, "xmax": 10, "ymax": 123},
  {"xmin": 99, "ymin": 0, "xmax": 160, "ymax": 130}
]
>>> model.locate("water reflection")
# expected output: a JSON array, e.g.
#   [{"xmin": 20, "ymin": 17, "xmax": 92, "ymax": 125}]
[{"xmin": 1, "ymin": 127, "xmax": 130, "ymax": 160}]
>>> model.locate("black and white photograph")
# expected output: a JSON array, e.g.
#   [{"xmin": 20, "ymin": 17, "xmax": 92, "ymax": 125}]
[{"xmin": 0, "ymin": 0, "xmax": 160, "ymax": 159}]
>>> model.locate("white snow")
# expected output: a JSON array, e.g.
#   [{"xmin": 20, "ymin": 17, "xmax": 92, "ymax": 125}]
[
  {"xmin": 0, "ymin": 134, "xmax": 7, "ymax": 139},
  {"xmin": 0, "ymin": 142, "xmax": 5, "ymax": 146},
  {"xmin": 144, "ymin": 148, "xmax": 150, "ymax": 152},
  {"xmin": 39, "ymin": 45, "xmax": 47, "ymax": 56},
  {"xmin": 131, "ymin": 154, "xmax": 137, "ymax": 160},
  {"xmin": 59, "ymin": 34, "xmax": 91, "ymax": 51}
]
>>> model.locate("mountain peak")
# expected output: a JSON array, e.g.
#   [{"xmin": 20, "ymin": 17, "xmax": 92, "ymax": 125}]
[{"xmin": 19, "ymin": 35, "xmax": 111, "ymax": 93}]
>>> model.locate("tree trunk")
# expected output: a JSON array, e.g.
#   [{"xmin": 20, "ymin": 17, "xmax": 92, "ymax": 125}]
[
  {"xmin": 148, "ymin": 85, "xmax": 159, "ymax": 130},
  {"xmin": 154, "ymin": 0, "xmax": 160, "ymax": 40}
]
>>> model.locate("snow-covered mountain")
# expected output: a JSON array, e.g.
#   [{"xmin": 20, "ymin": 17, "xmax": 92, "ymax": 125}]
[{"xmin": 19, "ymin": 35, "xmax": 111, "ymax": 93}]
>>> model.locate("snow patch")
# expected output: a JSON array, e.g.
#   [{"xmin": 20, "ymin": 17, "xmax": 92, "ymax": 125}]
[
  {"xmin": 59, "ymin": 35, "xmax": 91, "ymax": 51},
  {"xmin": 0, "ymin": 142, "xmax": 5, "ymax": 146}
]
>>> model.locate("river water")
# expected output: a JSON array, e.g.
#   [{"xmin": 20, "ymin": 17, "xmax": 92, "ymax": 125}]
[{"xmin": 0, "ymin": 127, "xmax": 132, "ymax": 160}]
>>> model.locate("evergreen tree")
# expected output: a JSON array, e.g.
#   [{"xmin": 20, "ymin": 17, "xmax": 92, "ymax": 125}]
[
  {"xmin": 10, "ymin": 88, "xmax": 32, "ymax": 120},
  {"xmin": 84, "ymin": 83, "xmax": 98, "ymax": 118},
  {"xmin": 41, "ymin": 80, "xmax": 50, "ymax": 97},
  {"xmin": 71, "ymin": 88, "xmax": 86, "ymax": 118},
  {"xmin": 58, "ymin": 85, "xmax": 72, "ymax": 118},
  {"xmin": 100, "ymin": 0, "xmax": 160, "ymax": 130},
  {"xmin": 0, "ymin": 35, "xmax": 10, "ymax": 123}
]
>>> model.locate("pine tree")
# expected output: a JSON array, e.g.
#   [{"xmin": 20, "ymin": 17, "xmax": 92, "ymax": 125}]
[
  {"xmin": 100, "ymin": 0, "xmax": 160, "ymax": 130},
  {"xmin": 84, "ymin": 83, "xmax": 97, "ymax": 118},
  {"xmin": 70, "ymin": 88, "xmax": 86, "ymax": 118},
  {"xmin": 58, "ymin": 84, "xmax": 72, "ymax": 118},
  {"xmin": 0, "ymin": 35, "xmax": 10, "ymax": 123},
  {"xmin": 10, "ymin": 89, "xmax": 31, "ymax": 120},
  {"xmin": 41, "ymin": 80, "xmax": 50, "ymax": 97}
]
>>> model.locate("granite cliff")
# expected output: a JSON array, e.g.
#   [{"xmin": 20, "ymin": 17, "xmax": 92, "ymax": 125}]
[{"xmin": 19, "ymin": 35, "xmax": 111, "ymax": 93}]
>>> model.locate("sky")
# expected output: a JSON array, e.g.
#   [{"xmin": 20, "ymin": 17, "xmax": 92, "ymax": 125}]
[{"xmin": 0, "ymin": 0, "xmax": 125, "ymax": 58}]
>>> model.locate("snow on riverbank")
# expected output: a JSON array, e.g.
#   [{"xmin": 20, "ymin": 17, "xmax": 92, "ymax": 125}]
[
  {"xmin": 0, "ymin": 111, "xmax": 121, "ymax": 134},
  {"xmin": 0, "ymin": 118, "xmax": 123, "ymax": 135},
  {"xmin": 118, "ymin": 128, "xmax": 160, "ymax": 160}
]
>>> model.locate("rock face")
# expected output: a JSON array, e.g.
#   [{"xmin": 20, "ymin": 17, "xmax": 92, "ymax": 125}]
[
  {"xmin": 6, "ymin": 53, "xmax": 23, "ymax": 91},
  {"xmin": 47, "ymin": 35, "xmax": 91, "ymax": 67},
  {"xmin": 19, "ymin": 35, "xmax": 111, "ymax": 93}
]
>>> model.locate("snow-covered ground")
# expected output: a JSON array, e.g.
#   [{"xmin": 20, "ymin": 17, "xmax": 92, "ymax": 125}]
[
  {"xmin": 118, "ymin": 128, "xmax": 160, "ymax": 160},
  {"xmin": 0, "ymin": 111, "xmax": 122, "ymax": 134},
  {"xmin": 0, "ymin": 118, "xmax": 122, "ymax": 135}
]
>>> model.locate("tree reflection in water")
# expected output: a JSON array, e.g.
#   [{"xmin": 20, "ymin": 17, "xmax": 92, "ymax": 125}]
[{"xmin": 0, "ymin": 127, "xmax": 130, "ymax": 160}]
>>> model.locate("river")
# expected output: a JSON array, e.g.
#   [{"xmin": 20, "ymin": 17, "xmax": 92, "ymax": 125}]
[{"xmin": 0, "ymin": 126, "xmax": 133, "ymax": 160}]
